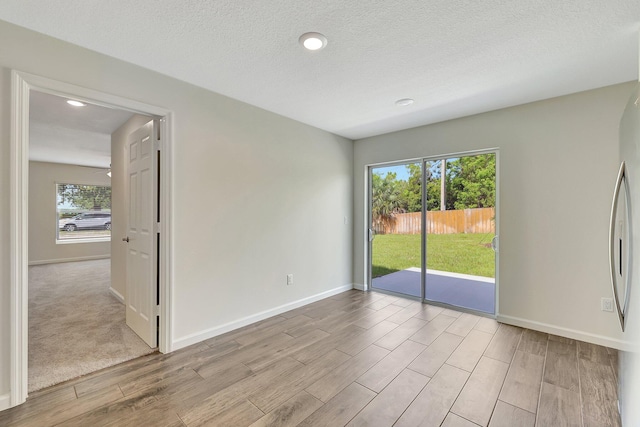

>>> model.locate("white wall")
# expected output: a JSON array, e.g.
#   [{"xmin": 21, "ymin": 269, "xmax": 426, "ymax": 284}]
[
  {"xmin": 0, "ymin": 20, "xmax": 353, "ymax": 404},
  {"xmin": 110, "ymin": 114, "xmax": 152, "ymax": 300},
  {"xmin": 28, "ymin": 161, "xmax": 111, "ymax": 265},
  {"xmin": 354, "ymin": 82, "xmax": 635, "ymax": 347}
]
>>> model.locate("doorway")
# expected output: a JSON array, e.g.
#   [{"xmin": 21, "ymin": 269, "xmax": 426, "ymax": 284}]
[
  {"xmin": 10, "ymin": 71, "xmax": 174, "ymax": 407},
  {"xmin": 368, "ymin": 150, "xmax": 498, "ymax": 315},
  {"xmin": 26, "ymin": 90, "xmax": 157, "ymax": 392}
]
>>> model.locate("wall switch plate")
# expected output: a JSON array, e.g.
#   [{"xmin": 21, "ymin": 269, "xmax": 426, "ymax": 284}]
[
  {"xmin": 601, "ymin": 297, "xmax": 614, "ymax": 312},
  {"xmin": 287, "ymin": 274, "xmax": 293, "ymax": 286}
]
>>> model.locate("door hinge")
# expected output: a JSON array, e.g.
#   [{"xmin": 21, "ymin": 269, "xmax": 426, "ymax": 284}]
[
  {"xmin": 154, "ymin": 222, "xmax": 161, "ymax": 233},
  {"xmin": 154, "ymin": 139, "xmax": 161, "ymax": 151},
  {"xmin": 153, "ymin": 305, "xmax": 160, "ymax": 317}
]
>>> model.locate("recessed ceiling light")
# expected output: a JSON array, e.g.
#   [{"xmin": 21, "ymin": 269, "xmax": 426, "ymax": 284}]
[
  {"xmin": 395, "ymin": 98, "xmax": 414, "ymax": 107},
  {"xmin": 299, "ymin": 32, "xmax": 327, "ymax": 51},
  {"xmin": 66, "ymin": 100, "xmax": 86, "ymax": 107}
]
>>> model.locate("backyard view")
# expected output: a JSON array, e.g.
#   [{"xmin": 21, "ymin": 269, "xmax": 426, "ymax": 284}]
[
  {"xmin": 372, "ymin": 154, "xmax": 496, "ymax": 278},
  {"xmin": 370, "ymin": 153, "xmax": 496, "ymax": 312},
  {"xmin": 372, "ymin": 233, "xmax": 495, "ymax": 278}
]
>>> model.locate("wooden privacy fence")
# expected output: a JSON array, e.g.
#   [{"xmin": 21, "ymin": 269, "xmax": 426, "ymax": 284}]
[{"xmin": 374, "ymin": 207, "xmax": 495, "ymax": 235}]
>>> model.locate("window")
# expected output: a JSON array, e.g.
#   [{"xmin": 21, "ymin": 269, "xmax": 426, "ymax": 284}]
[{"xmin": 57, "ymin": 183, "xmax": 112, "ymax": 242}]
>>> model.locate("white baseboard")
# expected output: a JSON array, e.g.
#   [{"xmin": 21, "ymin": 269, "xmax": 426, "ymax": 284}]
[
  {"xmin": 172, "ymin": 284, "xmax": 353, "ymax": 351},
  {"xmin": 0, "ymin": 393, "xmax": 10, "ymax": 411},
  {"xmin": 353, "ymin": 283, "xmax": 366, "ymax": 291},
  {"xmin": 29, "ymin": 255, "xmax": 110, "ymax": 266},
  {"xmin": 109, "ymin": 287, "xmax": 125, "ymax": 304},
  {"xmin": 497, "ymin": 314, "xmax": 630, "ymax": 351}
]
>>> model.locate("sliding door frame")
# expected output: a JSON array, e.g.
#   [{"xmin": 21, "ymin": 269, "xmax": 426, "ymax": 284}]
[
  {"xmin": 420, "ymin": 148, "xmax": 500, "ymax": 314},
  {"xmin": 366, "ymin": 158, "xmax": 423, "ymax": 295},
  {"xmin": 365, "ymin": 148, "xmax": 499, "ymax": 317}
]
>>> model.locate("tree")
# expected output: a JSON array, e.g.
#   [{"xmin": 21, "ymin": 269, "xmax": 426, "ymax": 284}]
[
  {"xmin": 447, "ymin": 154, "xmax": 496, "ymax": 209},
  {"xmin": 58, "ymin": 184, "xmax": 112, "ymax": 210},
  {"xmin": 371, "ymin": 172, "xmax": 405, "ymax": 232},
  {"xmin": 425, "ymin": 160, "xmax": 448, "ymax": 211},
  {"xmin": 398, "ymin": 155, "xmax": 496, "ymax": 211},
  {"xmin": 402, "ymin": 163, "xmax": 422, "ymax": 212},
  {"xmin": 402, "ymin": 161, "xmax": 446, "ymax": 211},
  {"xmin": 372, "ymin": 153, "xmax": 495, "ymax": 225}
]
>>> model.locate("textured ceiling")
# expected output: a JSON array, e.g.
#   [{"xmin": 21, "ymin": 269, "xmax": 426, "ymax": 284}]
[
  {"xmin": 29, "ymin": 91, "xmax": 133, "ymax": 168},
  {"xmin": 2, "ymin": 1, "xmax": 639, "ymax": 139}
]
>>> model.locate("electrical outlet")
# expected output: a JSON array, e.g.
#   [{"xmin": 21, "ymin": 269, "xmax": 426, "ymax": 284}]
[
  {"xmin": 601, "ymin": 297, "xmax": 614, "ymax": 312},
  {"xmin": 287, "ymin": 274, "xmax": 294, "ymax": 286}
]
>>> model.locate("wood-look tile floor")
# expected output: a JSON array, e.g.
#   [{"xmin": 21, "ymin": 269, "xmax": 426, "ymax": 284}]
[{"xmin": 0, "ymin": 290, "xmax": 621, "ymax": 426}]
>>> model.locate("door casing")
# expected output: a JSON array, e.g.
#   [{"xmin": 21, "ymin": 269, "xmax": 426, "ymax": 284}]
[
  {"xmin": 9, "ymin": 70, "xmax": 174, "ymax": 407},
  {"xmin": 365, "ymin": 148, "xmax": 500, "ymax": 316}
]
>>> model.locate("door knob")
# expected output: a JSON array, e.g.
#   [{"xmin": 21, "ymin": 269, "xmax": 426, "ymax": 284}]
[{"xmin": 122, "ymin": 237, "xmax": 130, "ymax": 242}]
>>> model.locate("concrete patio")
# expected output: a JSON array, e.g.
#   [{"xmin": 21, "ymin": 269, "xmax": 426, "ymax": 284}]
[{"xmin": 372, "ymin": 267, "xmax": 495, "ymax": 314}]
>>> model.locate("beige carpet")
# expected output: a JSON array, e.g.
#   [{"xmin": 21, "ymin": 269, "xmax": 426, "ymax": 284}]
[{"xmin": 28, "ymin": 259, "xmax": 156, "ymax": 392}]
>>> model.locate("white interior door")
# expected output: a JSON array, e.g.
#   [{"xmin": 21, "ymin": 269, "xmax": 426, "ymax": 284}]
[{"xmin": 125, "ymin": 120, "xmax": 158, "ymax": 347}]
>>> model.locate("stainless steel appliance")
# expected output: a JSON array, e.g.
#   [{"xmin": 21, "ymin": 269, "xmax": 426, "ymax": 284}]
[{"xmin": 615, "ymin": 82, "xmax": 640, "ymax": 426}]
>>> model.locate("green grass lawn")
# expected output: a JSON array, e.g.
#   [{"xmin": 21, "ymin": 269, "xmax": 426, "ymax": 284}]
[{"xmin": 372, "ymin": 233, "xmax": 495, "ymax": 278}]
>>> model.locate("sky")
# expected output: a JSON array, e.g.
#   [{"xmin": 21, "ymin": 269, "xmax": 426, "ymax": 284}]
[
  {"xmin": 372, "ymin": 159, "xmax": 456, "ymax": 181},
  {"xmin": 372, "ymin": 164, "xmax": 411, "ymax": 181}
]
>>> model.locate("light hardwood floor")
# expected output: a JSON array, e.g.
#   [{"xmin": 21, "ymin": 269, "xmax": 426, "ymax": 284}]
[{"xmin": 0, "ymin": 290, "xmax": 621, "ymax": 426}]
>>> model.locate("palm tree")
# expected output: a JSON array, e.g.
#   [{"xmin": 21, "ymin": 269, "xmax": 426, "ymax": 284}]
[{"xmin": 372, "ymin": 172, "xmax": 405, "ymax": 233}]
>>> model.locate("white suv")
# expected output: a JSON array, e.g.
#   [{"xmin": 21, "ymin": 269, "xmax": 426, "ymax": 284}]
[{"xmin": 60, "ymin": 213, "xmax": 111, "ymax": 231}]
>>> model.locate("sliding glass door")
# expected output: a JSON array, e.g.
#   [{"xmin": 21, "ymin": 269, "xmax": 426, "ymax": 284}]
[
  {"xmin": 368, "ymin": 151, "xmax": 497, "ymax": 314},
  {"xmin": 369, "ymin": 162, "xmax": 423, "ymax": 298},
  {"xmin": 424, "ymin": 153, "xmax": 496, "ymax": 313}
]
